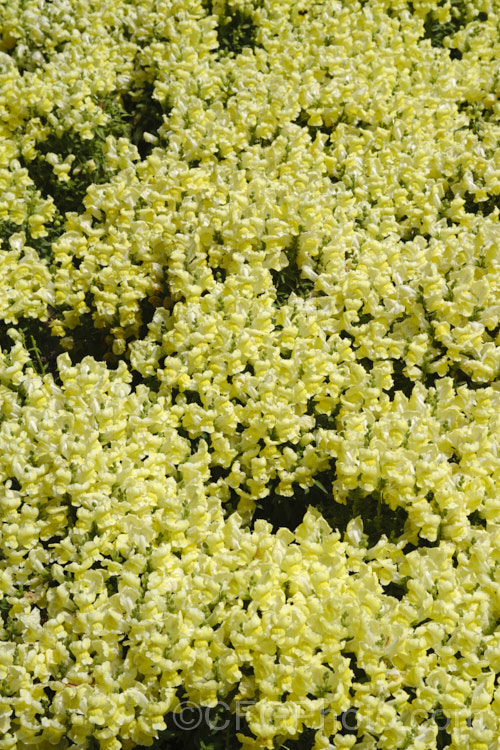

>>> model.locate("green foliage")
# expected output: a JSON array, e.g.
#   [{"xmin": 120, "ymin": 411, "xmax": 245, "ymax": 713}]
[
  {"xmin": 345, "ymin": 488, "xmax": 409, "ymax": 546},
  {"xmin": 386, "ymin": 358, "xmax": 415, "ymax": 399},
  {"xmin": 433, "ymin": 706, "xmax": 452, "ymax": 749},
  {"xmin": 210, "ymin": 3, "xmax": 260, "ymax": 56},
  {"xmin": 121, "ymin": 80, "xmax": 171, "ymax": 159},
  {"xmin": 0, "ymin": 317, "xmax": 62, "ymax": 380},
  {"xmin": 271, "ymin": 235, "xmax": 315, "ymax": 305},
  {"xmin": 292, "ymin": 108, "xmax": 334, "ymax": 140},
  {"xmin": 0, "ymin": 597, "xmax": 12, "ymax": 628},
  {"xmin": 251, "ymin": 464, "xmax": 338, "ymax": 533},
  {"xmin": 0, "ymin": 220, "xmax": 21, "ymax": 248},
  {"xmin": 135, "ymin": 694, "xmax": 247, "ymax": 750},
  {"xmin": 21, "ymin": 97, "xmax": 129, "ymax": 215},
  {"xmin": 56, "ymin": 310, "xmax": 112, "ymax": 367},
  {"xmin": 457, "ymin": 99, "xmax": 496, "ymax": 139},
  {"xmin": 29, "ymin": 208, "xmax": 65, "ymax": 262},
  {"xmin": 57, "ymin": 289, "xmax": 166, "ymax": 373},
  {"xmin": 422, "ymin": 0, "xmax": 469, "ymax": 48},
  {"xmin": 252, "ymin": 464, "xmax": 408, "ymax": 547},
  {"xmin": 468, "ymin": 509, "xmax": 486, "ymax": 528},
  {"xmin": 462, "ymin": 190, "xmax": 499, "ymax": 217},
  {"xmin": 0, "ymin": 208, "xmax": 65, "ymax": 263}
]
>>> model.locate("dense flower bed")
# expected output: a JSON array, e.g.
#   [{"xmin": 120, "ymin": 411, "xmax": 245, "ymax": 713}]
[{"xmin": 0, "ymin": 1, "xmax": 499, "ymax": 748}]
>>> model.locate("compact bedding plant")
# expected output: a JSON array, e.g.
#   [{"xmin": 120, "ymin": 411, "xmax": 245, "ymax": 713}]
[{"xmin": 0, "ymin": 0, "xmax": 499, "ymax": 748}]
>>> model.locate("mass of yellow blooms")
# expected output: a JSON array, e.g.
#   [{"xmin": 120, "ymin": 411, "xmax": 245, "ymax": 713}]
[{"xmin": 1, "ymin": 0, "xmax": 499, "ymax": 748}]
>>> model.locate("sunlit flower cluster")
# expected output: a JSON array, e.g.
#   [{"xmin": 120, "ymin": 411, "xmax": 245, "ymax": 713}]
[{"xmin": 1, "ymin": 0, "xmax": 499, "ymax": 748}]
